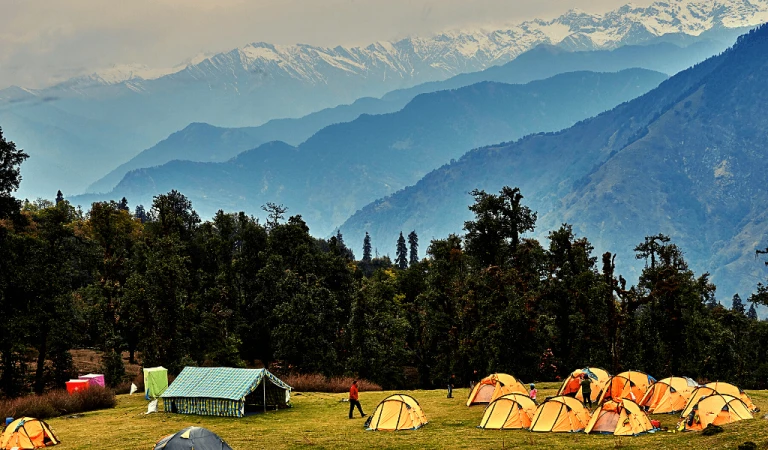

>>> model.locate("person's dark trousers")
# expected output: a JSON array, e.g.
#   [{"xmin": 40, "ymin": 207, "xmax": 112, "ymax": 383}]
[
  {"xmin": 447, "ymin": 384, "xmax": 453, "ymax": 398},
  {"xmin": 349, "ymin": 399, "xmax": 364, "ymax": 418},
  {"xmin": 584, "ymin": 395, "xmax": 592, "ymax": 408}
]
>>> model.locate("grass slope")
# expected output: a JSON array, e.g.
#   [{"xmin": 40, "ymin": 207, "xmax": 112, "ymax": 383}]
[{"xmin": 47, "ymin": 383, "xmax": 767, "ymax": 449}]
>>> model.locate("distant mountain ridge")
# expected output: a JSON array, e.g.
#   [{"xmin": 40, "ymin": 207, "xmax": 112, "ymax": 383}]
[
  {"xmin": 4, "ymin": 0, "xmax": 766, "ymax": 199},
  {"xmin": 71, "ymin": 69, "xmax": 668, "ymax": 237},
  {"xmin": 338, "ymin": 23, "xmax": 768, "ymax": 303},
  {"xmin": 86, "ymin": 39, "xmax": 733, "ymax": 194}
]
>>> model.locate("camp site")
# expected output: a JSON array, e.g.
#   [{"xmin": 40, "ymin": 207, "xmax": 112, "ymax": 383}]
[{"xmin": 0, "ymin": 361, "xmax": 766, "ymax": 449}]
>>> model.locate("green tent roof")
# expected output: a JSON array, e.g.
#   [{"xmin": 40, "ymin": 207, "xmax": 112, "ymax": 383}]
[{"xmin": 161, "ymin": 367, "xmax": 290, "ymax": 401}]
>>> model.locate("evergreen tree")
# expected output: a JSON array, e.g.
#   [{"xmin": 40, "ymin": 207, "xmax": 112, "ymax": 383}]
[
  {"xmin": 0, "ymin": 127, "xmax": 28, "ymax": 218},
  {"xmin": 55, "ymin": 190, "xmax": 64, "ymax": 205},
  {"xmin": 747, "ymin": 303, "xmax": 758, "ymax": 320},
  {"xmin": 464, "ymin": 186, "xmax": 536, "ymax": 267},
  {"xmin": 408, "ymin": 230, "xmax": 419, "ymax": 265},
  {"xmin": 363, "ymin": 232, "xmax": 372, "ymax": 263},
  {"xmin": 118, "ymin": 197, "xmax": 129, "ymax": 211},
  {"xmin": 134, "ymin": 205, "xmax": 148, "ymax": 223},
  {"xmin": 732, "ymin": 293, "xmax": 746, "ymax": 315},
  {"xmin": 395, "ymin": 232, "xmax": 408, "ymax": 269}
]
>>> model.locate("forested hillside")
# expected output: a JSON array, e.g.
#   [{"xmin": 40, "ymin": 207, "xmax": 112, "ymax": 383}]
[
  {"xmin": 2, "ymin": 130, "xmax": 767, "ymax": 394},
  {"xmin": 340, "ymin": 24, "xmax": 768, "ymax": 301}
]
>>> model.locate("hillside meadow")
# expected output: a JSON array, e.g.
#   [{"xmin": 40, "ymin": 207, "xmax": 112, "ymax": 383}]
[{"xmin": 45, "ymin": 383, "xmax": 768, "ymax": 449}]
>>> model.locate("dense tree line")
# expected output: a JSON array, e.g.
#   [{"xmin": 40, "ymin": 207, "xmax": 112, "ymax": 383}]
[{"xmin": 1, "ymin": 129, "xmax": 768, "ymax": 397}]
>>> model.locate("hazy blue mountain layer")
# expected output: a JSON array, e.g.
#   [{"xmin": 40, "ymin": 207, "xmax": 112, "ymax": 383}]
[{"xmin": 71, "ymin": 69, "xmax": 667, "ymax": 237}]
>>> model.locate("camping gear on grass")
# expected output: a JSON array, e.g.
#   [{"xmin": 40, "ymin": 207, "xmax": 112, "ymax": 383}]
[
  {"xmin": 585, "ymin": 398, "xmax": 656, "ymax": 436},
  {"xmin": 477, "ymin": 393, "xmax": 537, "ymax": 430},
  {"xmin": 65, "ymin": 379, "xmax": 89, "ymax": 394},
  {"xmin": 0, "ymin": 417, "xmax": 59, "ymax": 449},
  {"xmin": 679, "ymin": 394, "xmax": 753, "ymax": 431},
  {"xmin": 154, "ymin": 426, "xmax": 233, "ymax": 450},
  {"xmin": 638, "ymin": 376, "xmax": 697, "ymax": 414},
  {"xmin": 598, "ymin": 371, "xmax": 655, "ymax": 404},
  {"xmin": 161, "ymin": 367, "xmax": 291, "ymax": 417},
  {"xmin": 78, "ymin": 374, "xmax": 105, "ymax": 387},
  {"xmin": 130, "ymin": 383, "xmax": 138, "ymax": 395},
  {"xmin": 558, "ymin": 368, "xmax": 611, "ymax": 403},
  {"xmin": 529, "ymin": 396, "xmax": 591, "ymax": 432},
  {"xmin": 466, "ymin": 373, "xmax": 528, "ymax": 406},
  {"xmin": 144, "ymin": 366, "xmax": 169, "ymax": 399},
  {"xmin": 365, "ymin": 394, "xmax": 428, "ymax": 431}
]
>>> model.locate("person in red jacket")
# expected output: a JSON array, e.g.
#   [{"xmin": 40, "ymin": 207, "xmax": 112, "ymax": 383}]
[{"xmin": 349, "ymin": 380, "xmax": 367, "ymax": 419}]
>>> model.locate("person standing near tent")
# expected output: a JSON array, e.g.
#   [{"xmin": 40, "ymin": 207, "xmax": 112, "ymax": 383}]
[
  {"xmin": 529, "ymin": 383, "xmax": 538, "ymax": 403},
  {"xmin": 469, "ymin": 370, "xmax": 479, "ymax": 390},
  {"xmin": 447, "ymin": 374, "xmax": 455, "ymax": 398},
  {"xmin": 580, "ymin": 374, "xmax": 593, "ymax": 408},
  {"xmin": 348, "ymin": 380, "xmax": 366, "ymax": 419}
]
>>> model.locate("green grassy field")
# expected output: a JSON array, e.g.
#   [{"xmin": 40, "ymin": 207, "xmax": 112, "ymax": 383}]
[{"xmin": 46, "ymin": 382, "xmax": 767, "ymax": 449}]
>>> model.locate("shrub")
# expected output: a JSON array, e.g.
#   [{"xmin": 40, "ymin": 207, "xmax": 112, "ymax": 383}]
[
  {"xmin": 0, "ymin": 387, "xmax": 117, "ymax": 420},
  {"xmin": 281, "ymin": 373, "xmax": 382, "ymax": 393}
]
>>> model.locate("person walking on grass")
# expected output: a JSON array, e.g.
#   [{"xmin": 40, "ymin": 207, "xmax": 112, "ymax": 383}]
[
  {"xmin": 447, "ymin": 374, "xmax": 455, "ymax": 398},
  {"xmin": 580, "ymin": 374, "xmax": 593, "ymax": 408},
  {"xmin": 529, "ymin": 383, "xmax": 538, "ymax": 403},
  {"xmin": 349, "ymin": 380, "xmax": 367, "ymax": 419}
]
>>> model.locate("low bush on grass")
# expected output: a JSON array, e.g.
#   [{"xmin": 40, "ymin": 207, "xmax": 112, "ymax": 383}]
[
  {"xmin": 0, "ymin": 387, "xmax": 117, "ymax": 420},
  {"xmin": 282, "ymin": 374, "xmax": 382, "ymax": 392}
]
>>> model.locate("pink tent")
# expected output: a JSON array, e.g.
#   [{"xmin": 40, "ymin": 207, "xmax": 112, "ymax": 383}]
[{"xmin": 79, "ymin": 373, "xmax": 106, "ymax": 387}]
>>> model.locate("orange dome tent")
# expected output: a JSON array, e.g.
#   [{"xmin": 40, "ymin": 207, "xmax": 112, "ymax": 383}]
[
  {"xmin": 679, "ymin": 394, "xmax": 753, "ymax": 431},
  {"xmin": 704, "ymin": 382, "xmax": 758, "ymax": 412},
  {"xmin": 529, "ymin": 396, "xmax": 591, "ymax": 432},
  {"xmin": 466, "ymin": 373, "xmax": 527, "ymax": 406},
  {"xmin": 0, "ymin": 417, "xmax": 59, "ymax": 449},
  {"xmin": 477, "ymin": 393, "xmax": 537, "ymax": 430},
  {"xmin": 557, "ymin": 368, "xmax": 611, "ymax": 403},
  {"xmin": 585, "ymin": 398, "xmax": 656, "ymax": 436},
  {"xmin": 598, "ymin": 371, "xmax": 655, "ymax": 404},
  {"xmin": 365, "ymin": 394, "xmax": 428, "ymax": 431},
  {"xmin": 638, "ymin": 376, "xmax": 697, "ymax": 414}
]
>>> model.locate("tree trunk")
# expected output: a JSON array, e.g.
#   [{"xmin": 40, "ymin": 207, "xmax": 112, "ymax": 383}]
[{"xmin": 34, "ymin": 330, "xmax": 48, "ymax": 395}]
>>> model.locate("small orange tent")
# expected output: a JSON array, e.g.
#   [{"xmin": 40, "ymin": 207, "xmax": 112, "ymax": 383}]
[
  {"xmin": 585, "ymin": 399, "xmax": 656, "ymax": 436},
  {"xmin": 557, "ymin": 368, "xmax": 611, "ymax": 403},
  {"xmin": 638, "ymin": 376, "xmax": 697, "ymax": 414},
  {"xmin": 598, "ymin": 371, "xmax": 655, "ymax": 404},
  {"xmin": 466, "ymin": 373, "xmax": 527, "ymax": 406},
  {"xmin": 0, "ymin": 417, "xmax": 59, "ymax": 449},
  {"xmin": 704, "ymin": 382, "xmax": 758, "ymax": 412},
  {"xmin": 477, "ymin": 393, "xmax": 537, "ymax": 430},
  {"xmin": 365, "ymin": 394, "xmax": 428, "ymax": 431},
  {"xmin": 529, "ymin": 396, "xmax": 591, "ymax": 432},
  {"xmin": 679, "ymin": 394, "xmax": 753, "ymax": 431}
]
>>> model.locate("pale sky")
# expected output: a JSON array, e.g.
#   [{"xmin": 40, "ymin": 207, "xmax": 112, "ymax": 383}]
[{"xmin": 0, "ymin": 0, "xmax": 654, "ymax": 90}]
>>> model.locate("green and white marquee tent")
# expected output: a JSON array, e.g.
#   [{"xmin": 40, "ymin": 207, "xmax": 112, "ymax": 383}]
[{"xmin": 161, "ymin": 367, "xmax": 292, "ymax": 417}]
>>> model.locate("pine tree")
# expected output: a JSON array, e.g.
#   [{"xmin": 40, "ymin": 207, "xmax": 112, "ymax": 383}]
[
  {"xmin": 363, "ymin": 232, "xmax": 372, "ymax": 263},
  {"xmin": 118, "ymin": 197, "xmax": 129, "ymax": 211},
  {"xmin": 396, "ymin": 232, "xmax": 408, "ymax": 269},
  {"xmin": 747, "ymin": 302, "xmax": 758, "ymax": 320},
  {"xmin": 408, "ymin": 231, "xmax": 419, "ymax": 265},
  {"xmin": 732, "ymin": 293, "xmax": 745, "ymax": 315},
  {"xmin": 55, "ymin": 190, "xmax": 64, "ymax": 205},
  {"xmin": 134, "ymin": 205, "xmax": 148, "ymax": 223}
]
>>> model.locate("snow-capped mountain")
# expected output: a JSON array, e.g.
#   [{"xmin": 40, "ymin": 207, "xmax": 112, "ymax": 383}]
[{"xmin": 2, "ymin": 0, "xmax": 767, "ymax": 200}]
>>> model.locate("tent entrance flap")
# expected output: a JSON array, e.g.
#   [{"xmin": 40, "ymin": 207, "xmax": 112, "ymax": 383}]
[{"xmin": 244, "ymin": 378, "xmax": 290, "ymax": 412}]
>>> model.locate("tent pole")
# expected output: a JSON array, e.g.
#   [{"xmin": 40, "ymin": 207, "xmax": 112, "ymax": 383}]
[{"xmin": 263, "ymin": 372, "xmax": 266, "ymax": 413}]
